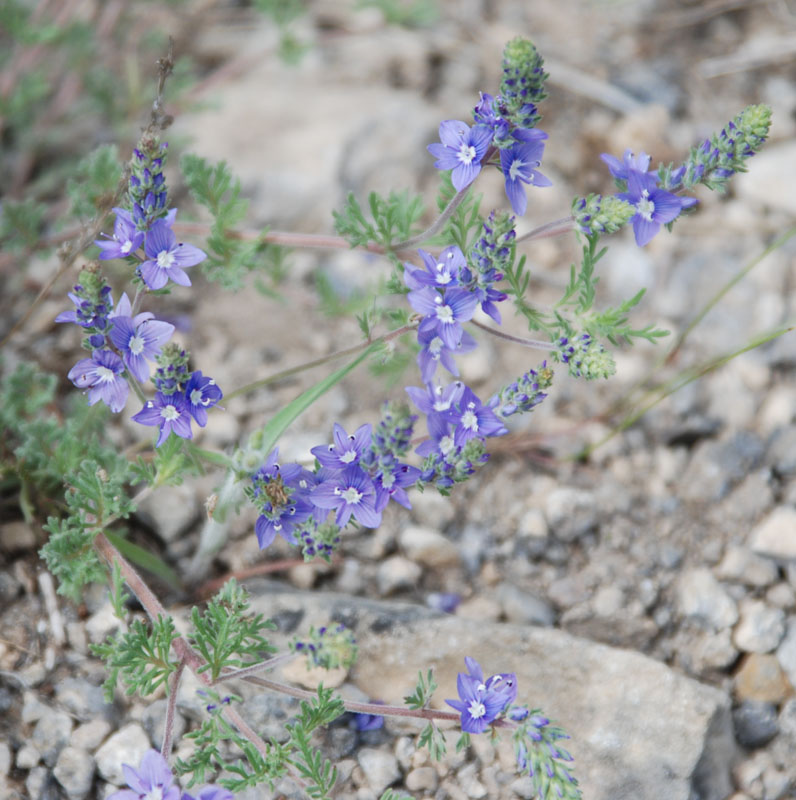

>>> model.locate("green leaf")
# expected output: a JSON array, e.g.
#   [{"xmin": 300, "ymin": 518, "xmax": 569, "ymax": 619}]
[{"xmin": 105, "ymin": 530, "xmax": 181, "ymax": 588}]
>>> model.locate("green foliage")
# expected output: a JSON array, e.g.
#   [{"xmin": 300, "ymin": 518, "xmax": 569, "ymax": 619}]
[
  {"xmin": 502, "ymin": 254, "xmax": 555, "ymax": 337},
  {"xmin": 252, "ymin": 0, "xmax": 308, "ymax": 63},
  {"xmin": 181, "ymin": 153, "xmax": 288, "ymax": 290},
  {"xmin": 0, "ymin": 198, "xmax": 47, "ymax": 251},
  {"xmin": 404, "ymin": 669, "xmax": 436, "ymax": 709},
  {"xmin": 379, "ymin": 791, "xmax": 415, "ymax": 800},
  {"xmin": 456, "ymin": 732, "xmax": 471, "ymax": 752},
  {"xmin": 189, "ymin": 579, "xmax": 277, "ymax": 682},
  {"xmin": 432, "ymin": 170, "xmax": 482, "ymax": 252},
  {"xmin": 356, "ymin": 0, "xmax": 438, "ymax": 26},
  {"xmin": 67, "ymin": 144, "xmax": 124, "ymax": 220},
  {"xmin": 417, "ymin": 722, "xmax": 447, "ymax": 761},
  {"xmin": 332, "ymin": 190, "xmax": 424, "ymax": 251},
  {"xmin": 91, "ymin": 614, "xmax": 178, "ymax": 702}
]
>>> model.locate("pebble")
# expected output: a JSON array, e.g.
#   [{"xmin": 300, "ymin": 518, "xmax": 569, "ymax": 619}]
[
  {"xmin": 734, "ymin": 653, "xmax": 793, "ymax": 704},
  {"xmin": 676, "ymin": 568, "xmax": 739, "ymax": 630},
  {"xmin": 141, "ymin": 699, "xmax": 187, "ymax": 751},
  {"xmin": 94, "ymin": 723, "xmax": 150, "ymax": 785},
  {"xmin": 72, "ymin": 719, "xmax": 112, "ymax": 751},
  {"xmin": 778, "ymin": 697, "xmax": 796, "ymax": 745},
  {"xmin": 0, "ymin": 521, "xmax": 37, "ymax": 552},
  {"xmin": 376, "ymin": 556, "xmax": 422, "ymax": 595},
  {"xmin": 53, "ymin": 747, "xmax": 96, "ymax": 800},
  {"xmin": 407, "ymin": 488, "xmax": 456, "ymax": 529},
  {"xmin": 775, "ymin": 617, "xmax": 796, "ymax": 689},
  {"xmin": 398, "ymin": 525, "xmax": 460, "ymax": 568},
  {"xmin": 496, "ymin": 584, "xmax": 555, "ymax": 626},
  {"xmin": 750, "ymin": 506, "xmax": 796, "ymax": 560},
  {"xmin": 716, "ymin": 546, "xmax": 779, "ymax": 588},
  {"xmin": 356, "ymin": 747, "xmax": 400, "ymax": 794},
  {"xmin": 0, "ymin": 742, "xmax": 9, "ymax": 776},
  {"xmin": 32, "ymin": 708, "xmax": 73, "ymax": 767},
  {"xmin": 405, "ymin": 766, "xmax": 438, "ymax": 792},
  {"xmin": 733, "ymin": 600, "xmax": 786, "ymax": 653},
  {"xmin": 733, "ymin": 701, "xmax": 779, "ymax": 748},
  {"xmin": 545, "ymin": 487, "xmax": 598, "ymax": 541},
  {"xmin": 517, "ymin": 508, "xmax": 548, "ymax": 540},
  {"xmin": 56, "ymin": 677, "xmax": 113, "ymax": 722},
  {"xmin": 457, "ymin": 762, "xmax": 487, "ymax": 799},
  {"xmin": 26, "ymin": 766, "xmax": 50, "ymax": 800},
  {"xmin": 765, "ymin": 425, "xmax": 796, "ymax": 476},
  {"xmin": 455, "ymin": 595, "xmax": 501, "ymax": 621},
  {"xmin": 16, "ymin": 743, "xmax": 41, "ymax": 769},
  {"xmin": 135, "ymin": 483, "xmax": 199, "ymax": 543},
  {"xmin": 84, "ymin": 602, "xmax": 124, "ymax": 644}
]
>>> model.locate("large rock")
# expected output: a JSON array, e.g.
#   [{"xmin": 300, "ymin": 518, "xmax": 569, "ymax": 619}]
[{"xmin": 246, "ymin": 583, "xmax": 735, "ymax": 800}]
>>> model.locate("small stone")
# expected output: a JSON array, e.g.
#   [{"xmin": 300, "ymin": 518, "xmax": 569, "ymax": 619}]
[
  {"xmin": 716, "ymin": 546, "xmax": 779, "ymax": 588},
  {"xmin": 405, "ymin": 766, "xmax": 438, "ymax": 792},
  {"xmin": 457, "ymin": 762, "xmax": 487, "ymax": 799},
  {"xmin": 510, "ymin": 775, "xmax": 537, "ymax": 799},
  {"xmin": 135, "ymin": 483, "xmax": 199, "ymax": 543},
  {"xmin": 517, "ymin": 509, "xmax": 548, "ymax": 539},
  {"xmin": 547, "ymin": 575, "xmax": 589, "ymax": 609},
  {"xmin": 733, "ymin": 701, "xmax": 779, "ymax": 748},
  {"xmin": 592, "ymin": 585, "xmax": 625, "ymax": 617},
  {"xmin": 25, "ymin": 766, "xmax": 49, "ymax": 800},
  {"xmin": 775, "ymin": 617, "xmax": 796, "ymax": 689},
  {"xmin": 53, "ymin": 747, "xmax": 96, "ymax": 800},
  {"xmin": 750, "ymin": 506, "xmax": 796, "ymax": 560},
  {"xmin": 765, "ymin": 583, "xmax": 795, "ymax": 610},
  {"xmin": 545, "ymin": 487, "xmax": 597, "ymax": 541},
  {"xmin": 16, "ymin": 743, "xmax": 41, "ymax": 769},
  {"xmin": 398, "ymin": 525, "xmax": 459, "ymax": 568},
  {"xmin": 455, "ymin": 595, "xmax": 501, "ymax": 622},
  {"xmin": 56, "ymin": 677, "xmax": 112, "ymax": 722},
  {"xmin": 733, "ymin": 600, "xmax": 786, "ymax": 653},
  {"xmin": 94, "ymin": 723, "xmax": 150, "ymax": 785},
  {"xmin": 85, "ymin": 602, "xmax": 123, "ymax": 644},
  {"xmin": 32, "ymin": 708, "xmax": 73, "ymax": 767},
  {"xmin": 0, "ymin": 742, "xmax": 10, "ymax": 776},
  {"xmin": 497, "ymin": 584, "xmax": 555, "ymax": 626},
  {"xmin": 0, "ymin": 521, "xmax": 36, "ymax": 552},
  {"xmin": 407, "ymin": 488, "xmax": 456, "ymax": 529},
  {"xmin": 676, "ymin": 569, "xmax": 739, "ymax": 630},
  {"xmin": 72, "ymin": 719, "xmax": 111, "ymax": 751},
  {"xmin": 21, "ymin": 692, "xmax": 49, "ymax": 724},
  {"xmin": 734, "ymin": 653, "xmax": 792, "ymax": 704},
  {"xmin": 778, "ymin": 697, "xmax": 796, "ymax": 744},
  {"xmin": 376, "ymin": 556, "xmax": 422, "ymax": 596},
  {"xmin": 141, "ymin": 699, "xmax": 187, "ymax": 751},
  {"xmin": 357, "ymin": 748, "xmax": 400, "ymax": 794}
]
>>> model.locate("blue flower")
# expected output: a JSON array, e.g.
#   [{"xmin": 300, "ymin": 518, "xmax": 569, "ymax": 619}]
[
  {"xmin": 409, "ymin": 286, "xmax": 479, "ymax": 351},
  {"xmin": 427, "ymin": 120, "xmax": 493, "ymax": 191},
  {"xmin": 403, "ymin": 246, "xmax": 465, "ymax": 291},
  {"xmin": 499, "ymin": 129, "xmax": 551, "ymax": 216},
  {"xmin": 184, "ymin": 370, "xmax": 223, "ymax": 427},
  {"xmin": 445, "ymin": 657, "xmax": 517, "ymax": 734},
  {"xmin": 140, "ymin": 216, "xmax": 206, "ymax": 290},
  {"xmin": 94, "ymin": 208, "xmax": 144, "ymax": 261},
  {"xmin": 311, "ymin": 423, "xmax": 372, "ymax": 469},
  {"xmin": 108, "ymin": 295, "xmax": 175, "ymax": 382},
  {"xmin": 451, "ymin": 386, "xmax": 508, "ymax": 447},
  {"xmin": 373, "ymin": 462, "xmax": 421, "ymax": 512},
  {"xmin": 67, "ymin": 350, "xmax": 129, "ymax": 413},
  {"xmin": 108, "ymin": 749, "xmax": 180, "ymax": 800},
  {"xmin": 616, "ymin": 170, "xmax": 694, "ymax": 247},
  {"xmin": 131, "ymin": 391, "xmax": 193, "ymax": 447},
  {"xmin": 600, "ymin": 149, "xmax": 653, "ymax": 181},
  {"xmin": 416, "ymin": 327, "xmax": 476, "ymax": 384},
  {"xmin": 310, "ymin": 465, "xmax": 381, "ymax": 528}
]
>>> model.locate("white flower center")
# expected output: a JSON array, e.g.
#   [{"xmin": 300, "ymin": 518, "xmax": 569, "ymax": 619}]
[
  {"xmin": 341, "ymin": 487, "xmax": 362, "ymax": 504},
  {"xmin": 160, "ymin": 404, "xmax": 180, "ymax": 422},
  {"xmin": 96, "ymin": 366, "xmax": 115, "ymax": 383},
  {"xmin": 157, "ymin": 250, "xmax": 176, "ymax": 270},
  {"xmin": 428, "ymin": 337, "xmax": 443, "ymax": 358},
  {"xmin": 637, "ymin": 190, "xmax": 655, "ymax": 221},
  {"xmin": 436, "ymin": 304, "xmax": 454, "ymax": 324},
  {"xmin": 458, "ymin": 142, "xmax": 476, "ymax": 165},
  {"xmin": 340, "ymin": 449, "xmax": 357, "ymax": 464},
  {"xmin": 190, "ymin": 388, "xmax": 204, "ymax": 405},
  {"xmin": 120, "ymin": 239, "xmax": 133, "ymax": 255},
  {"xmin": 439, "ymin": 435, "xmax": 455, "ymax": 456},
  {"xmin": 435, "ymin": 263, "xmax": 453, "ymax": 284},
  {"xmin": 509, "ymin": 158, "xmax": 525, "ymax": 182},
  {"xmin": 143, "ymin": 788, "xmax": 165, "ymax": 800},
  {"xmin": 461, "ymin": 410, "xmax": 478, "ymax": 431},
  {"xmin": 381, "ymin": 472, "xmax": 396, "ymax": 490},
  {"xmin": 129, "ymin": 334, "xmax": 145, "ymax": 356},
  {"xmin": 468, "ymin": 700, "xmax": 487, "ymax": 720}
]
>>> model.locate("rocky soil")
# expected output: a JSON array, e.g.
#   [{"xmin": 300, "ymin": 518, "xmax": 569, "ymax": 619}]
[{"xmin": 2, "ymin": 1, "xmax": 796, "ymax": 799}]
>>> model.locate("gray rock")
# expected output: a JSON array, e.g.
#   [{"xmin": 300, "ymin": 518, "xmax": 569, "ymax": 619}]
[
  {"xmin": 72, "ymin": 719, "xmax": 112, "ymax": 751},
  {"xmin": 376, "ymin": 556, "xmax": 422, "ymax": 596},
  {"xmin": 750, "ymin": 507, "xmax": 796, "ymax": 561},
  {"xmin": 766, "ymin": 425, "xmax": 796, "ymax": 477},
  {"xmin": 242, "ymin": 692, "xmax": 299, "ymax": 744},
  {"xmin": 136, "ymin": 483, "xmax": 200, "ymax": 543},
  {"xmin": 0, "ymin": 742, "xmax": 10, "ymax": 776},
  {"xmin": 733, "ymin": 600, "xmax": 785, "ymax": 653},
  {"xmin": 141, "ymin": 699, "xmax": 187, "ymax": 752},
  {"xmin": 32, "ymin": 708, "xmax": 73, "ymax": 767},
  {"xmin": 778, "ymin": 697, "xmax": 796, "ymax": 745},
  {"xmin": 680, "ymin": 433, "xmax": 765, "ymax": 502},
  {"xmin": 56, "ymin": 677, "xmax": 113, "ymax": 722},
  {"xmin": 84, "ymin": 602, "xmax": 123, "ymax": 644},
  {"xmin": 716, "ymin": 546, "xmax": 779, "ymax": 588},
  {"xmin": 545, "ymin": 487, "xmax": 598, "ymax": 542},
  {"xmin": 404, "ymin": 766, "xmax": 438, "ymax": 792},
  {"xmin": 775, "ymin": 617, "xmax": 796, "ymax": 689},
  {"xmin": 25, "ymin": 766, "xmax": 51, "ymax": 800},
  {"xmin": 16, "ymin": 743, "xmax": 40, "ymax": 769},
  {"xmin": 676, "ymin": 569, "xmax": 739, "ymax": 631},
  {"xmin": 496, "ymin": 584, "xmax": 555, "ymax": 627},
  {"xmin": 0, "ymin": 521, "xmax": 36, "ymax": 552},
  {"xmin": 248, "ymin": 587, "xmax": 736, "ymax": 800},
  {"xmin": 53, "ymin": 747, "xmax": 96, "ymax": 800},
  {"xmin": 733, "ymin": 702, "xmax": 779, "ymax": 748},
  {"xmin": 357, "ymin": 747, "xmax": 400, "ymax": 794},
  {"xmin": 398, "ymin": 525, "xmax": 460, "ymax": 568},
  {"xmin": 736, "ymin": 140, "xmax": 796, "ymax": 216},
  {"xmin": 457, "ymin": 762, "xmax": 487, "ymax": 798},
  {"xmin": 94, "ymin": 723, "xmax": 150, "ymax": 785}
]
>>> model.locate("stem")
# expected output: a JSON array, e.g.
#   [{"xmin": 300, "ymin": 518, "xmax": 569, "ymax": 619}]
[
  {"xmin": 470, "ymin": 318, "xmax": 552, "ymax": 350},
  {"xmin": 515, "ymin": 216, "xmax": 575, "ymax": 244},
  {"xmin": 161, "ymin": 659, "xmax": 185, "ymax": 757},
  {"xmin": 224, "ymin": 322, "xmax": 417, "ymax": 401},
  {"xmin": 392, "ymin": 185, "xmax": 472, "ymax": 250},
  {"xmin": 212, "ymin": 653, "xmax": 298, "ymax": 684}
]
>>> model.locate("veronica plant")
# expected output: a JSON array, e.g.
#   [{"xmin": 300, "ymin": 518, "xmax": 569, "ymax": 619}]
[{"xmin": 23, "ymin": 32, "xmax": 776, "ymax": 800}]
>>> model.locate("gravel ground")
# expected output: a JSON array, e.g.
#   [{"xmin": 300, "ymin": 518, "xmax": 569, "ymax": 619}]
[{"xmin": 2, "ymin": 1, "xmax": 796, "ymax": 799}]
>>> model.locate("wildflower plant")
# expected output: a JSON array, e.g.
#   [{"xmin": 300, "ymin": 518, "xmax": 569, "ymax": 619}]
[{"xmin": 3, "ymin": 22, "xmax": 779, "ymax": 800}]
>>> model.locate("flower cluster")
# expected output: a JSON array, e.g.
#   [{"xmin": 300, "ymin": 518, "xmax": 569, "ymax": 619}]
[
  {"xmin": 557, "ymin": 333, "xmax": 616, "ymax": 380},
  {"xmin": 489, "ymin": 361, "xmax": 553, "ymax": 417},
  {"xmin": 446, "ymin": 657, "xmax": 517, "ymax": 734},
  {"xmin": 428, "ymin": 37, "xmax": 551, "ymax": 216},
  {"xmin": 291, "ymin": 624, "xmax": 358, "ymax": 670},
  {"xmin": 109, "ymin": 749, "xmax": 232, "ymax": 800},
  {"xmin": 59, "ymin": 138, "xmax": 222, "ymax": 447}
]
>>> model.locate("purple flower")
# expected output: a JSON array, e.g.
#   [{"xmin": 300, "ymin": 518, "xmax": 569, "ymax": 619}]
[
  {"xmin": 353, "ymin": 701, "xmax": 385, "ymax": 732},
  {"xmin": 403, "ymin": 246, "xmax": 465, "ymax": 291},
  {"xmin": 427, "ymin": 120, "xmax": 493, "ymax": 191},
  {"xmin": 310, "ymin": 465, "xmax": 381, "ymax": 528},
  {"xmin": 451, "ymin": 386, "xmax": 508, "ymax": 447},
  {"xmin": 600, "ymin": 149, "xmax": 653, "ymax": 181},
  {"xmin": 67, "ymin": 350, "xmax": 129, "ymax": 413},
  {"xmin": 140, "ymin": 218, "xmax": 206, "ymax": 290},
  {"xmin": 131, "ymin": 391, "xmax": 193, "ymax": 447},
  {"xmin": 183, "ymin": 788, "xmax": 235, "ymax": 800},
  {"xmin": 184, "ymin": 370, "xmax": 223, "ymax": 427},
  {"xmin": 617, "ymin": 170, "xmax": 695, "ymax": 247},
  {"xmin": 416, "ymin": 327, "xmax": 476, "ymax": 384},
  {"xmin": 107, "ymin": 749, "xmax": 180, "ymax": 800},
  {"xmin": 95, "ymin": 208, "xmax": 144, "ymax": 261},
  {"xmin": 473, "ymin": 93, "xmax": 509, "ymax": 141},
  {"xmin": 409, "ymin": 287, "xmax": 479, "ymax": 351},
  {"xmin": 108, "ymin": 301, "xmax": 175, "ymax": 383},
  {"xmin": 406, "ymin": 381, "xmax": 464, "ymax": 432},
  {"xmin": 499, "ymin": 129, "xmax": 551, "ymax": 216},
  {"xmin": 445, "ymin": 657, "xmax": 518, "ymax": 734},
  {"xmin": 373, "ymin": 462, "xmax": 421, "ymax": 512},
  {"xmin": 311, "ymin": 423, "xmax": 372, "ymax": 469}
]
